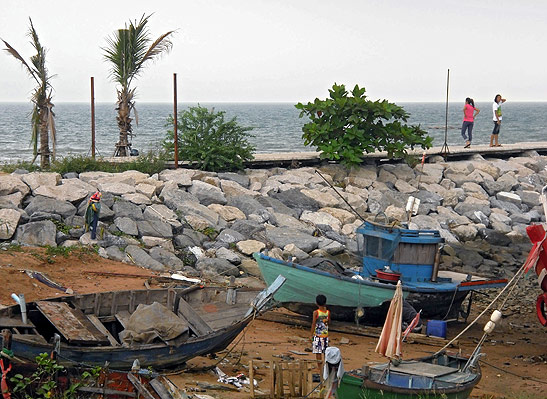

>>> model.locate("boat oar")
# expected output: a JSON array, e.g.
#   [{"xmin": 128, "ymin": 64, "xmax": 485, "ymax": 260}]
[{"xmin": 315, "ymin": 169, "xmax": 366, "ymax": 222}]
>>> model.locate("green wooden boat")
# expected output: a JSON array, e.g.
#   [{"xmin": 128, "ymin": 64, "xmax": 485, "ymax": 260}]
[
  {"xmin": 337, "ymin": 352, "xmax": 481, "ymax": 399},
  {"xmin": 253, "ymin": 253, "xmax": 407, "ymax": 320}
]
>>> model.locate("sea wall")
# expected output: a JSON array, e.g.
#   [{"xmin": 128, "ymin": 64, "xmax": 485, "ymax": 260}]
[{"xmin": 0, "ymin": 151, "xmax": 544, "ymax": 283}]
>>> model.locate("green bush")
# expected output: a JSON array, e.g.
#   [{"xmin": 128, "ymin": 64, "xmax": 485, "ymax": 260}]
[
  {"xmin": 163, "ymin": 105, "xmax": 255, "ymax": 171},
  {"xmin": 295, "ymin": 83, "xmax": 432, "ymax": 168}
]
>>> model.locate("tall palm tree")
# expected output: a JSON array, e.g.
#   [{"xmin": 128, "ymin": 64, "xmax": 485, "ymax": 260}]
[
  {"xmin": 2, "ymin": 18, "xmax": 56, "ymax": 168},
  {"xmin": 103, "ymin": 14, "xmax": 174, "ymax": 157}
]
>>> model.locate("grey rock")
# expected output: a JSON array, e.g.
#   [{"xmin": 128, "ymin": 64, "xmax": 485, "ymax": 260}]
[
  {"xmin": 114, "ymin": 217, "xmax": 139, "ymax": 236},
  {"xmin": 125, "ymin": 245, "xmax": 165, "ymax": 271},
  {"xmin": 216, "ymin": 228, "xmax": 246, "ymax": 244},
  {"xmin": 490, "ymin": 199, "xmax": 521, "ymax": 215},
  {"xmin": 519, "ymin": 190, "xmax": 541, "ymax": 208},
  {"xmin": 270, "ymin": 188, "xmax": 320, "ymax": 215},
  {"xmin": 15, "ymin": 220, "xmax": 57, "ymax": 247},
  {"xmin": 173, "ymin": 234, "xmax": 198, "ymax": 249},
  {"xmin": 230, "ymin": 219, "xmax": 266, "ymax": 239},
  {"xmin": 149, "ymin": 247, "xmax": 185, "ymax": 269},
  {"xmin": 367, "ymin": 191, "xmax": 390, "ymax": 215},
  {"xmin": 215, "ymin": 247, "xmax": 242, "ymax": 265},
  {"xmin": 256, "ymin": 196, "xmax": 299, "ymax": 218},
  {"xmin": 106, "ymin": 246, "xmax": 126, "ymax": 262},
  {"xmin": 217, "ymin": 172, "xmax": 250, "ymax": 188},
  {"xmin": 136, "ymin": 219, "xmax": 173, "ymax": 238},
  {"xmin": 0, "ymin": 175, "xmax": 30, "ymax": 197},
  {"xmin": 0, "ymin": 208, "xmax": 21, "ymax": 239},
  {"xmin": 178, "ymin": 201, "xmax": 225, "ymax": 229},
  {"xmin": 478, "ymin": 229, "xmax": 511, "ymax": 246},
  {"xmin": 265, "ymin": 227, "xmax": 319, "ymax": 253},
  {"xmin": 454, "ymin": 200, "xmax": 491, "ymax": 217},
  {"xmin": 29, "ymin": 211, "xmax": 61, "ymax": 222},
  {"xmin": 414, "ymin": 190, "xmax": 443, "ymax": 207},
  {"xmin": 112, "ymin": 200, "xmax": 144, "ymax": 220},
  {"xmin": 98, "ymin": 234, "xmax": 127, "ymax": 248},
  {"xmin": 510, "ymin": 212, "xmax": 532, "ymax": 225},
  {"xmin": 25, "ymin": 196, "xmax": 77, "ymax": 219},
  {"xmin": 160, "ymin": 188, "xmax": 200, "ymax": 211},
  {"xmin": 143, "ymin": 204, "xmax": 182, "ymax": 229},
  {"xmin": 496, "ymin": 192, "xmax": 522, "ymax": 206},
  {"xmin": 188, "ymin": 180, "xmax": 227, "ymax": 206},
  {"xmin": 227, "ymin": 195, "xmax": 267, "ymax": 217},
  {"xmin": 196, "ymin": 257, "xmax": 240, "ymax": 278},
  {"xmin": 454, "ymin": 248, "xmax": 483, "ymax": 268}
]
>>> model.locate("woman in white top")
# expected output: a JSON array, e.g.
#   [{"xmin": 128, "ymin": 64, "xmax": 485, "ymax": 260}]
[{"xmin": 490, "ymin": 94, "xmax": 506, "ymax": 147}]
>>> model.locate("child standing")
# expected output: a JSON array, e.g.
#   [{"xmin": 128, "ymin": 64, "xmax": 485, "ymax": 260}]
[{"xmin": 311, "ymin": 294, "xmax": 330, "ymax": 370}]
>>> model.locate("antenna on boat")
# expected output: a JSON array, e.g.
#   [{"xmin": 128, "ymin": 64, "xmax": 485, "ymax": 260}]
[
  {"xmin": 440, "ymin": 68, "xmax": 450, "ymax": 160},
  {"xmin": 315, "ymin": 169, "xmax": 366, "ymax": 223}
]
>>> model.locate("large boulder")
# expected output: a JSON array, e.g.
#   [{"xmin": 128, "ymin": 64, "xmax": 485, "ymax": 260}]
[
  {"xmin": 265, "ymin": 227, "xmax": 319, "ymax": 253},
  {"xmin": 21, "ymin": 172, "xmax": 61, "ymax": 191},
  {"xmin": 188, "ymin": 180, "xmax": 227, "ymax": 206},
  {"xmin": 112, "ymin": 200, "xmax": 144, "ymax": 220},
  {"xmin": 15, "ymin": 220, "xmax": 57, "ymax": 246},
  {"xmin": 218, "ymin": 172, "xmax": 250, "ymax": 188},
  {"xmin": 0, "ymin": 175, "xmax": 30, "ymax": 197},
  {"xmin": 143, "ymin": 204, "xmax": 182, "ymax": 229},
  {"xmin": 136, "ymin": 219, "xmax": 173, "ymax": 238},
  {"xmin": 114, "ymin": 217, "xmax": 139, "ymax": 236},
  {"xmin": 196, "ymin": 258, "xmax": 239, "ymax": 278},
  {"xmin": 149, "ymin": 247, "xmax": 184, "ymax": 269},
  {"xmin": 0, "ymin": 208, "xmax": 21, "ymax": 239},
  {"xmin": 125, "ymin": 245, "xmax": 165, "ymax": 270},
  {"xmin": 25, "ymin": 196, "xmax": 77, "ymax": 219},
  {"xmin": 270, "ymin": 188, "xmax": 321, "ymax": 216}
]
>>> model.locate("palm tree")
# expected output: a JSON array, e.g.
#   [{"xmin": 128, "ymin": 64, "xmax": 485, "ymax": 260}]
[
  {"xmin": 2, "ymin": 18, "xmax": 56, "ymax": 168},
  {"xmin": 103, "ymin": 14, "xmax": 174, "ymax": 157}
]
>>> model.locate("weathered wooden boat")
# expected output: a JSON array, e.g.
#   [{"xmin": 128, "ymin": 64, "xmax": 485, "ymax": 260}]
[
  {"xmin": 0, "ymin": 276, "xmax": 285, "ymax": 370},
  {"xmin": 337, "ymin": 351, "xmax": 481, "ymax": 399},
  {"xmin": 255, "ymin": 220, "xmax": 506, "ymax": 322}
]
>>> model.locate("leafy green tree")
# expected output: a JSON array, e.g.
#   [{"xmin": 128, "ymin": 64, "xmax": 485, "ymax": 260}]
[
  {"xmin": 164, "ymin": 105, "xmax": 255, "ymax": 171},
  {"xmin": 295, "ymin": 83, "xmax": 432, "ymax": 168},
  {"xmin": 103, "ymin": 14, "xmax": 174, "ymax": 156},
  {"xmin": 2, "ymin": 18, "xmax": 57, "ymax": 168}
]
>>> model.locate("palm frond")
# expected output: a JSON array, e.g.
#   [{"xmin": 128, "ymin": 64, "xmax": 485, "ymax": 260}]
[{"xmin": 1, "ymin": 38, "xmax": 39, "ymax": 84}]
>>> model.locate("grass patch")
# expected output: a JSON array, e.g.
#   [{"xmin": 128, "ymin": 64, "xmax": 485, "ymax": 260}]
[{"xmin": 0, "ymin": 151, "xmax": 168, "ymax": 175}]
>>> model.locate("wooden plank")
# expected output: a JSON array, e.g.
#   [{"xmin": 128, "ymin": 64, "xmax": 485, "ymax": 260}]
[
  {"xmin": 115, "ymin": 310, "xmax": 131, "ymax": 329},
  {"xmin": 0, "ymin": 316, "xmax": 35, "ymax": 329},
  {"xmin": 86, "ymin": 314, "xmax": 120, "ymax": 347},
  {"xmin": 149, "ymin": 377, "xmax": 172, "ymax": 399},
  {"xmin": 269, "ymin": 361, "xmax": 275, "ymax": 399},
  {"xmin": 78, "ymin": 386, "xmax": 136, "ymax": 397},
  {"xmin": 390, "ymin": 361, "xmax": 457, "ymax": 378},
  {"xmin": 127, "ymin": 373, "xmax": 156, "ymax": 399},
  {"xmin": 177, "ymin": 298, "xmax": 213, "ymax": 336},
  {"xmin": 36, "ymin": 301, "xmax": 109, "ymax": 345}
]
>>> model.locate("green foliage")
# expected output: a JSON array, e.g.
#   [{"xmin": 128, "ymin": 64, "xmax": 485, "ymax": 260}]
[
  {"xmin": 295, "ymin": 83, "xmax": 432, "ymax": 168},
  {"xmin": 163, "ymin": 105, "xmax": 255, "ymax": 171},
  {"xmin": 10, "ymin": 352, "xmax": 100, "ymax": 399},
  {"xmin": 0, "ymin": 152, "xmax": 167, "ymax": 175},
  {"xmin": 199, "ymin": 226, "xmax": 219, "ymax": 240}
]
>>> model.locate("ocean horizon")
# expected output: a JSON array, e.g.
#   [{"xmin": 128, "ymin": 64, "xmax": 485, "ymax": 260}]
[{"xmin": 1, "ymin": 101, "xmax": 546, "ymax": 163}]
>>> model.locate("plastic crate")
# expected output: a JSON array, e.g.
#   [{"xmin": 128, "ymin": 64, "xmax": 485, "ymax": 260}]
[{"xmin": 426, "ymin": 320, "xmax": 447, "ymax": 338}]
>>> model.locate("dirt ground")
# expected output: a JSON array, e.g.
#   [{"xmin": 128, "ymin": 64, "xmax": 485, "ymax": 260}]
[{"xmin": 0, "ymin": 247, "xmax": 545, "ymax": 399}]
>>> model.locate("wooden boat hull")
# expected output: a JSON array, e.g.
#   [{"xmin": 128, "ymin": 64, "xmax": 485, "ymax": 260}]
[
  {"xmin": 0, "ymin": 279, "xmax": 285, "ymax": 370},
  {"xmin": 337, "ymin": 353, "xmax": 481, "ymax": 399}
]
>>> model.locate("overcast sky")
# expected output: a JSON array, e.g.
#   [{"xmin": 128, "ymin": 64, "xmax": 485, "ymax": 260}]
[{"xmin": 1, "ymin": 0, "xmax": 546, "ymax": 104}]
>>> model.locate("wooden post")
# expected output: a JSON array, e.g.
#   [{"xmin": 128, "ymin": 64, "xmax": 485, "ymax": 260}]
[
  {"xmin": 288, "ymin": 362, "xmax": 296, "ymax": 398},
  {"xmin": 90, "ymin": 77, "xmax": 96, "ymax": 159},
  {"xmin": 173, "ymin": 73, "xmax": 178, "ymax": 169},
  {"xmin": 275, "ymin": 361, "xmax": 283, "ymax": 398},
  {"xmin": 249, "ymin": 360, "xmax": 255, "ymax": 398},
  {"xmin": 269, "ymin": 361, "xmax": 275, "ymax": 399}
]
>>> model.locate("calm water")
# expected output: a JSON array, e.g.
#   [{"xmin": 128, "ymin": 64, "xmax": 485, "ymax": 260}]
[{"xmin": 0, "ymin": 102, "xmax": 545, "ymax": 162}]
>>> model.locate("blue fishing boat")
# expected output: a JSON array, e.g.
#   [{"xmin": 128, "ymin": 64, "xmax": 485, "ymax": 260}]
[
  {"xmin": 0, "ymin": 276, "xmax": 285, "ymax": 370},
  {"xmin": 255, "ymin": 220, "xmax": 506, "ymax": 322}
]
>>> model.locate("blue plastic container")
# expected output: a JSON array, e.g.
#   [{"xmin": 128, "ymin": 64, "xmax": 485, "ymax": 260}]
[{"xmin": 426, "ymin": 320, "xmax": 447, "ymax": 338}]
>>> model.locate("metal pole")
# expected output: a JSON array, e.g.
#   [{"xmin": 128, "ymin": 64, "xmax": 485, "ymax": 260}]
[
  {"xmin": 173, "ymin": 73, "xmax": 178, "ymax": 169},
  {"xmin": 90, "ymin": 77, "xmax": 96, "ymax": 159},
  {"xmin": 444, "ymin": 69, "xmax": 449, "ymax": 146}
]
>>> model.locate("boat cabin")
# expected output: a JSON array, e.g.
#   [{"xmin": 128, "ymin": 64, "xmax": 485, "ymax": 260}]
[{"xmin": 356, "ymin": 221, "xmax": 445, "ymax": 283}]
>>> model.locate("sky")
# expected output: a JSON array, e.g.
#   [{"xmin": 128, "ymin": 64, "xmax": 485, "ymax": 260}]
[{"xmin": 1, "ymin": 0, "xmax": 546, "ymax": 104}]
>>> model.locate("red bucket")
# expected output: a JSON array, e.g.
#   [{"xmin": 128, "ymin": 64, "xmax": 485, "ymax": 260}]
[{"xmin": 375, "ymin": 269, "xmax": 401, "ymax": 282}]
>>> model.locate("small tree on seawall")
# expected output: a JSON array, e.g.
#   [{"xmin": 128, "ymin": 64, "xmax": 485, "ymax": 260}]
[
  {"xmin": 103, "ymin": 14, "xmax": 174, "ymax": 157},
  {"xmin": 2, "ymin": 18, "xmax": 57, "ymax": 169},
  {"xmin": 295, "ymin": 83, "xmax": 432, "ymax": 168},
  {"xmin": 163, "ymin": 105, "xmax": 255, "ymax": 171}
]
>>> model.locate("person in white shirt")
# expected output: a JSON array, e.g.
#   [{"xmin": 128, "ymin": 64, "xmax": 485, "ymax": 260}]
[{"xmin": 490, "ymin": 94, "xmax": 506, "ymax": 147}]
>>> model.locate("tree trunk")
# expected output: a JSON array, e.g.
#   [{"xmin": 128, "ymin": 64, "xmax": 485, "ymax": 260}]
[
  {"xmin": 39, "ymin": 107, "xmax": 50, "ymax": 168},
  {"xmin": 115, "ymin": 91, "xmax": 132, "ymax": 157}
]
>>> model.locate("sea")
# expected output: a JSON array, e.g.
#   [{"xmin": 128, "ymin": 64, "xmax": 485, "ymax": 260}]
[{"xmin": 0, "ymin": 102, "xmax": 545, "ymax": 163}]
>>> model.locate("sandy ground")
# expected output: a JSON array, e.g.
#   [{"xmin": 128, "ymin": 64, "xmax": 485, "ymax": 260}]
[{"xmin": 0, "ymin": 247, "xmax": 545, "ymax": 398}]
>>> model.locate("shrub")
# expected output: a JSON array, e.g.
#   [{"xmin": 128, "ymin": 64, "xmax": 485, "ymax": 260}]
[
  {"xmin": 295, "ymin": 83, "xmax": 432, "ymax": 168},
  {"xmin": 163, "ymin": 105, "xmax": 255, "ymax": 171}
]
